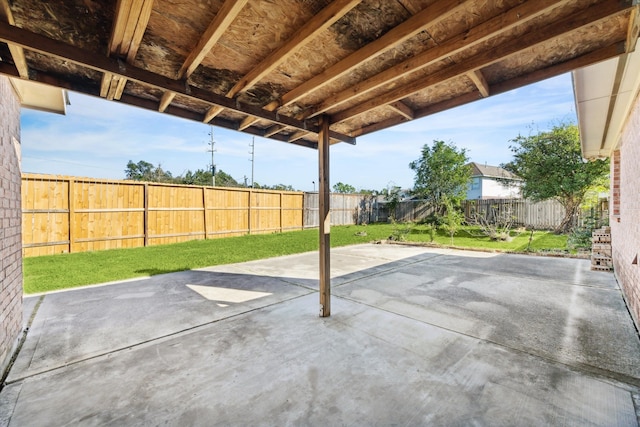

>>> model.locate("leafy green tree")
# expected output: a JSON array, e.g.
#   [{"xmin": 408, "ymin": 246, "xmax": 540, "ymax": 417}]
[
  {"xmin": 270, "ymin": 184, "xmax": 297, "ymax": 191},
  {"xmin": 125, "ymin": 160, "xmax": 173, "ymax": 182},
  {"xmin": 215, "ymin": 170, "xmax": 240, "ymax": 187},
  {"xmin": 440, "ymin": 196, "xmax": 464, "ymax": 245},
  {"xmin": 409, "ymin": 140, "xmax": 471, "ymax": 214},
  {"xmin": 179, "ymin": 169, "xmax": 213, "ymax": 186},
  {"xmin": 333, "ymin": 182, "xmax": 357, "ymax": 193},
  {"xmin": 503, "ymin": 123, "xmax": 609, "ymax": 233},
  {"xmin": 380, "ymin": 185, "xmax": 402, "ymax": 221}
]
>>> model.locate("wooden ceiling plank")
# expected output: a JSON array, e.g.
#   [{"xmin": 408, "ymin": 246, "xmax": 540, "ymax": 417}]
[
  {"xmin": 275, "ymin": 0, "xmax": 468, "ymax": 109},
  {"xmin": 226, "ymin": 0, "xmax": 361, "ymax": 98},
  {"xmin": 388, "ymin": 101, "xmax": 414, "ymax": 119},
  {"xmin": 203, "ymin": 105, "xmax": 224, "ymax": 123},
  {"xmin": 332, "ymin": 0, "xmax": 627, "ymax": 123},
  {"xmin": 0, "ymin": 0, "xmax": 28, "ymax": 78},
  {"xmin": 307, "ymin": 0, "xmax": 563, "ymax": 118},
  {"xmin": 159, "ymin": 91, "xmax": 176, "ymax": 112},
  {"xmin": 238, "ymin": 116, "xmax": 260, "ymax": 131},
  {"xmin": 467, "ymin": 70, "xmax": 490, "ymax": 97},
  {"xmin": 178, "ymin": 0, "xmax": 249, "ymax": 79}
]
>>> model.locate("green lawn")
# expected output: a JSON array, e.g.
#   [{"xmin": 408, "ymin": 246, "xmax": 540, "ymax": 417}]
[{"xmin": 23, "ymin": 223, "xmax": 568, "ymax": 294}]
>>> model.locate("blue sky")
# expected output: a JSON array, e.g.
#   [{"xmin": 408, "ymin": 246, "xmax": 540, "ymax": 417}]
[{"xmin": 20, "ymin": 73, "xmax": 576, "ymax": 192}]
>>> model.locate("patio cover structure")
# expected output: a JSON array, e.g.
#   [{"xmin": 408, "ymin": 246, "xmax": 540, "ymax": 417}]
[{"xmin": 1, "ymin": 0, "xmax": 638, "ymax": 317}]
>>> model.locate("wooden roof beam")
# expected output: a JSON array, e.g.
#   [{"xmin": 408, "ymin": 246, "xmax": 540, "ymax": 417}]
[
  {"xmin": 265, "ymin": 0, "xmax": 468, "ymax": 111},
  {"xmin": 203, "ymin": 105, "xmax": 224, "ymax": 123},
  {"xmin": 102, "ymin": 0, "xmax": 153, "ymax": 100},
  {"xmin": 331, "ymin": 0, "xmax": 628, "ymax": 124},
  {"xmin": 159, "ymin": 91, "xmax": 175, "ymax": 112},
  {"xmin": 467, "ymin": 70, "xmax": 490, "ymax": 98},
  {"xmin": 351, "ymin": 42, "xmax": 625, "ymax": 138},
  {"xmin": 226, "ymin": 0, "xmax": 361, "ymax": 99},
  {"xmin": 177, "ymin": 0, "xmax": 248, "ymax": 79},
  {"xmin": 388, "ymin": 101, "xmax": 414, "ymax": 120},
  {"xmin": 0, "ymin": 21, "xmax": 355, "ymax": 144},
  {"xmin": 0, "ymin": 0, "xmax": 28, "ymax": 78},
  {"xmin": 288, "ymin": 130, "xmax": 311, "ymax": 143},
  {"xmin": 238, "ymin": 116, "xmax": 260, "ymax": 131},
  {"xmin": 306, "ymin": 0, "xmax": 563, "ymax": 119},
  {"xmin": 264, "ymin": 124, "xmax": 288, "ymax": 137}
]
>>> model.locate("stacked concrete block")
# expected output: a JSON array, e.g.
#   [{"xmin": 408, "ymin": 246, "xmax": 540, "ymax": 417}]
[{"xmin": 591, "ymin": 227, "xmax": 612, "ymax": 271}]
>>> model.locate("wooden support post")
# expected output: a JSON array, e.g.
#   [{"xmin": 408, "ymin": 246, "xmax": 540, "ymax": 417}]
[{"xmin": 318, "ymin": 115, "xmax": 331, "ymax": 317}]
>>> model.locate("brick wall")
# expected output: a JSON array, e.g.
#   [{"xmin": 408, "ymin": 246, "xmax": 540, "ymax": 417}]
[
  {"xmin": 0, "ymin": 76, "xmax": 23, "ymax": 374},
  {"xmin": 612, "ymin": 92, "xmax": 640, "ymax": 330}
]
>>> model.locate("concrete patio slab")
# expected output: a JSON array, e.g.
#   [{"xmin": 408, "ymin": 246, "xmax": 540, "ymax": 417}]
[{"xmin": 1, "ymin": 244, "xmax": 639, "ymax": 426}]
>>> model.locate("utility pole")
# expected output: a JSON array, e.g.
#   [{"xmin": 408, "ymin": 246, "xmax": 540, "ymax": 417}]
[
  {"xmin": 249, "ymin": 137, "xmax": 255, "ymax": 188},
  {"xmin": 207, "ymin": 125, "xmax": 216, "ymax": 187}
]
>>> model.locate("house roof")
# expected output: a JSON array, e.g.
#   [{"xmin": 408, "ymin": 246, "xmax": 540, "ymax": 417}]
[
  {"xmin": 573, "ymin": 6, "xmax": 640, "ymax": 160},
  {"xmin": 468, "ymin": 162, "xmax": 520, "ymax": 180},
  {"xmin": 0, "ymin": 1, "xmax": 637, "ymax": 149}
]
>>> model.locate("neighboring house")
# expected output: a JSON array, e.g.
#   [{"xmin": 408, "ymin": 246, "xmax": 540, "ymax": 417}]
[
  {"xmin": 574, "ymin": 36, "xmax": 640, "ymax": 331},
  {"xmin": 466, "ymin": 162, "xmax": 521, "ymax": 200}
]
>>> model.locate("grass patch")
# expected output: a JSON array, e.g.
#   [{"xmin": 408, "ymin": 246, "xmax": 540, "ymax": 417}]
[{"xmin": 23, "ymin": 223, "xmax": 567, "ymax": 294}]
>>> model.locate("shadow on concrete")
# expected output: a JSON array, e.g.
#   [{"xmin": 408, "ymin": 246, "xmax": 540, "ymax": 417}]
[{"xmin": 2, "ymin": 244, "xmax": 639, "ymax": 426}]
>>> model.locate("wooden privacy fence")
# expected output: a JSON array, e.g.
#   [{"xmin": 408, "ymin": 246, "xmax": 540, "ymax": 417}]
[
  {"xmin": 374, "ymin": 198, "xmax": 570, "ymax": 229},
  {"xmin": 21, "ymin": 173, "xmax": 578, "ymax": 257},
  {"xmin": 21, "ymin": 174, "xmax": 304, "ymax": 257}
]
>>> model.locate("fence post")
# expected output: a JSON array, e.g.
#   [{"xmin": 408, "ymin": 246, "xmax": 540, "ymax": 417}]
[
  {"xmin": 202, "ymin": 186, "xmax": 208, "ymax": 240},
  {"xmin": 143, "ymin": 183, "xmax": 149, "ymax": 247},
  {"xmin": 280, "ymin": 192, "xmax": 283, "ymax": 233},
  {"xmin": 68, "ymin": 178, "xmax": 75, "ymax": 253},
  {"xmin": 248, "ymin": 189, "xmax": 252, "ymax": 235}
]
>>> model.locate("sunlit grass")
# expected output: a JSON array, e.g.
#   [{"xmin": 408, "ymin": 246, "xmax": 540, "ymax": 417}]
[{"xmin": 23, "ymin": 223, "xmax": 568, "ymax": 294}]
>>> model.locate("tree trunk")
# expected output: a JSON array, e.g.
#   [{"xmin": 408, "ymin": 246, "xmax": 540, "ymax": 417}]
[{"xmin": 556, "ymin": 198, "xmax": 580, "ymax": 234}]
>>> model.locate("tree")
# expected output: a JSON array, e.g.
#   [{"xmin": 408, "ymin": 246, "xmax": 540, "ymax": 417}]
[
  {"xmin": 125, "ymin": 160, "xmax": 173, "ymax": 182},
  {"xmin": 503, "ymin": 123, "xmax": 609, "ymax": 233},
  {"xmin": 409, "ymin": 140, "xmax": 471, "ymax": 213},
  {"xmin": 333, "ymin": 182, "xmax": 356, "ymax": 193}
]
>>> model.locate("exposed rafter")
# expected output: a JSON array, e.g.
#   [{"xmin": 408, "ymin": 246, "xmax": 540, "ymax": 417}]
[
  {"xmin": 331, "ymin": 0, "xmax": 627, "ymax": 124},
  {"xmin": 177, "ymin": 0, "xmax": 248, "ymax": 79},
  {"xmin": 265, "ymin": 0, "xmax": 469, "ymax": 111},
  {"xmin": 352, "ymin": 42, "xmax": 625, "ymax": 138},
  {"xmin": 0, "ymin": 0, "xmax": 28, "ymax": 78},
  {"xmin": 238, "ymin": 116, "xmax": 260, "ymax": 131},
  {"xmin": 203, "ymin": 105, "xmax": 224, "ymax": 123},
  {"xmin": 388, "ymin": 101, "xmax": 414, "ymax": 120},
  {"xmin": 467, "ymin": 70, "xmax": 490, "ymax": 98},
  {"xmin": 226, "ymin": 0, "xmax": 361, "ymax": 99},
  {"xmin": 158, "ymin": 91, "xmax": 175, "ymax": 112},
  {"xmin": 305, "ymin": 0, "xmax": 563, "ymax": 119},
  {"xmin": 102, "ymin": 0, "xmax": 154, "ymax": 100},
  {"xmin": 0, "ymin": 22, "xmax": 355, "ymax": 144}
]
